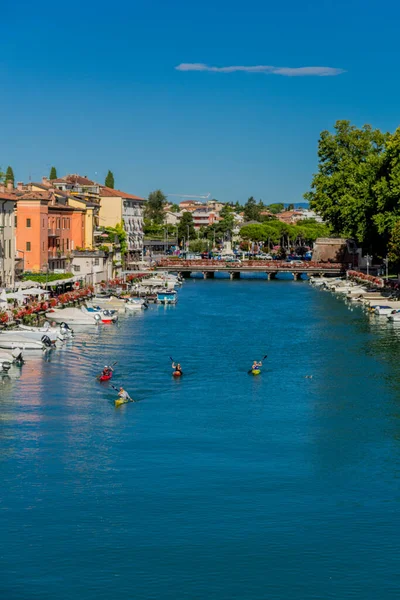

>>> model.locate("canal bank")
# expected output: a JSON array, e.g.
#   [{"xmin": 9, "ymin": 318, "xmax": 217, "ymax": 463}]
[{"xmin": 2, "ymin": 279, "xmax": 400, "ymax": 600}]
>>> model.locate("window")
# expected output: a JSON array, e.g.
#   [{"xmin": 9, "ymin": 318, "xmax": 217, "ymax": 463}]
[
  {"xmin": 8, "ymin": 240, "xmax": 11, "ymax": 258},
  {"xmin": 14, "ymin": 215, "xmax": 17, "ymax": 227},
  {"xmin": 67, "ymin": 239, "xmax": 70, "ymax": 250},
  {"xmin": 26, "ymin": 218, "xmax": 31, "ymax": 228},
  {"xmin": 26, "ymin": 242, "xmax": 31, "ymax": 251},
  {"xmin": 94, "ymin": 258, "xmax": 99, "ymax": 266},
  {"xmin": 73, "ymin": 265, "xmax": 81, "ymax": 272}
]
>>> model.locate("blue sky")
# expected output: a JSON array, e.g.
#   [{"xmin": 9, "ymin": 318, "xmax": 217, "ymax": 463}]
[{"xmin": 2, "ymin": 0, "xmax": 400, "ymax": 204}]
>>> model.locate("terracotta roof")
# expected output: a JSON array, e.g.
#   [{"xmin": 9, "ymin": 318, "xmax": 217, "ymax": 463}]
[
  {"xmin": 53, "ymin": 175, "xmax": 96, "ymax": 185},
  {"xmin": 100, "ymin": 186, "xmax": 145, "ymax": 201},
  {"xmin": 0, "ymin": 192, "xmax": 17, "ymax": 201},
  {"xmin": 17, "ymin": 190, "xmax": 53, "ymax": 201}
]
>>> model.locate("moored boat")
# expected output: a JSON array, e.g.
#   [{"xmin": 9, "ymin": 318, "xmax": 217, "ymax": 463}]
[{"xmin": 156, "ymin": 290, "xmax": 178, "ymax": 305}]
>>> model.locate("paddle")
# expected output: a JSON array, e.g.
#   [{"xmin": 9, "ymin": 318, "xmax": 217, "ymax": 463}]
[
  {"xmin": 248, "ymin": 355, "xmax": 268, "ymax": 374},
  {"xmin": 96, "ymin": 361, "xmax": 118, "ymax": 380}
]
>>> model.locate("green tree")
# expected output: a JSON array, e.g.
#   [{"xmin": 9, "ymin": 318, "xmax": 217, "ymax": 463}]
[
  {"xmin": 5, "ymin": 166, "xmax": 14, "ymax": 186},
  {"xmin": 178, "ymin": 212, "xmax": 196, "ymax": 243},
  {"xmin": 169, "ymin": 203, "xmax": 180, "ymax": 213},
  {"xmin": 105, "ymin": 170, "xmax": 115, "ymax": 189},
  {"xmin": 243, "ymin": 196, "xmax": 261, "ymax": 221},
  {"xmin": 304, "ymin": 120, "xmax": 388, "ymax": 249},
  {"xmin": 287, "ymin": 203, "xmax": 295, "ymax": 211},
  {"xmin": 267, "ymin": 203, "xmax": 284, "ymax": 214},
  {"xmin": 145, "ymin": 189, "xmax": 167, "ymax": 224},
  {"xmin": 388, "ymin": 221, "xmax": 400, "ymax": 271},
  {"xmin": 104, "ymin": 222, "xmax": 127, "ymax": 255},
  {"xmin": 0, "ymin": 167, "xmax": 4, "ymax": 183},
  {"xmin": 49, "ymin": 166, "xmax": 57, "ymax": 180}
]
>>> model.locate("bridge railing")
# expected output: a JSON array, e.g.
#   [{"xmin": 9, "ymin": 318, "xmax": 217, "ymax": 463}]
[{"xmin": 156, "ymin": 259, "xmax": 344, "ymax": 270}]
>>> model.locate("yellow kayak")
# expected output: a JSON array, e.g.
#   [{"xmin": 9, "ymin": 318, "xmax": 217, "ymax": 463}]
[
  {"xmin": 251, "ymin": 369, "xmax": 261, "ymax": 375},
  {"xmin": 115, "ymin": 397, "xmax": 132, "ymax": 407}
]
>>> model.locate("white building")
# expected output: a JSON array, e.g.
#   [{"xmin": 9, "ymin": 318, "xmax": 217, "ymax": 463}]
[
  {"xmin": 164, "ymin": 211, "xmax": 182, "ymax": 226},
  {"xmin": 71, "ymin": 250, "xmax": 113, "ymax": 284},
  {"xmin": 0, "ymin": 189, "xmax": 17, "ymax": 289}
]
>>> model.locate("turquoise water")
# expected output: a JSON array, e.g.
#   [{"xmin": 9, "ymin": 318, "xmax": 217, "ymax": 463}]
[{"xmin": 2, "ymin": 279, "xmax": 400, "ymax": 599}]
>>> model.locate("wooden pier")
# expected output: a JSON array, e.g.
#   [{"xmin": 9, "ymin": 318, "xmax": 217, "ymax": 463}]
[{"xmin": 155, "ymin": 259, "xmax": 345, "ymax": 280}]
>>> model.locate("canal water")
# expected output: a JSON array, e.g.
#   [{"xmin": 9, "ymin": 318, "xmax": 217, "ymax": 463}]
[{"xmin": 2, "ymin": 279, "xmax": 400, "ymax": 600}]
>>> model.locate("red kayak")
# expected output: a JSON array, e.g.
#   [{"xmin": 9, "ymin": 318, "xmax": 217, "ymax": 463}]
[
  {"xmin": 99, "ymin": 372, "xmax": 113, "ymax": 382},
  {"xmin": 173, "ymin": 371, "xmax": 182, "ymax": 377}
]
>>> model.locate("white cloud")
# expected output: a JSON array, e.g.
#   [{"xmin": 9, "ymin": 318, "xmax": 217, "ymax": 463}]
[{"xmin": 175, "ymin": 63, "xmax": 345, "ymax": 77}]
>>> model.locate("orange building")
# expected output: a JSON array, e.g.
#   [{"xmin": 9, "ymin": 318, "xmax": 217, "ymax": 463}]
[{"xmin": 15, "ymin": 189, "xmax": 85, "ymax": 272}]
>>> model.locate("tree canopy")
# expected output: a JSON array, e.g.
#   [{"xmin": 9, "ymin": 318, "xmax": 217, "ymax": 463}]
[
  {"xmin": 177, "ymin": 212, "xmax": 196, "ymax": 243},
  {"xmin": 5, "ymin": 166, "xmax": 14, "ymax": 186},
  {"xmin": 239, "ymin": 219, "xmax": 330, "ymax": 250},
  {"xmin": 49, "ymin": 166, "xmax": 57, "ymax": 180},
  {"xmin": 145, "ymin": 189, "xmax": 167, "ymax": 225},
  {"xmin": 243, "ymin": 196, "xmax": 262, "ymax": 221},
  {"xmin": 105, "ymin": 170, "xmax": 115, "ymax": 189},
  {"xmin": 304, "ymin": 119, "xmax": 390, "ymax": 255}
]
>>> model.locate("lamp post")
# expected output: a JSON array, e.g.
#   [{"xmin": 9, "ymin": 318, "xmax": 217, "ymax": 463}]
[
  {"xmin": 383, "ymin": 255, "xmax": 389, "ymax": 280},
  {"xmin": 366, "ymin": 254, "xmax": 371, "ymax": 276}
]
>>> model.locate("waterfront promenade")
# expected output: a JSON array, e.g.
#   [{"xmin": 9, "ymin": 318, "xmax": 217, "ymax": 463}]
[{"xmin": 156, "ymin": 259, "xmax": 345, "ymax": 279}]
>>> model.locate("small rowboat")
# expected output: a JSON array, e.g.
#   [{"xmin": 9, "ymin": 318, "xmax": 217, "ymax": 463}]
[
  {"xmin": 251, "ymin": 369, "xmax": 261, "ymax": 375},
  {"xmin": 99, "ymin": 372, "xmax": 113, "ymax": 382}
]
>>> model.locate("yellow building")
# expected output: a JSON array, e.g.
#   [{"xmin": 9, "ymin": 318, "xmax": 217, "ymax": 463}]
[{"xmin": 99, "ymin": 186, "xmax": 145, "ymax": 259}]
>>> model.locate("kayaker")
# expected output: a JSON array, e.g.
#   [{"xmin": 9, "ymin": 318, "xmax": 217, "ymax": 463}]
[
  {"xmin": 172, "ymin": 362, "xmax": 182, "ymax": 374},
  {"xmin": 102, "ymin": 365, "xmax": 113, "ymax": 377},
  {"xmin": 118, "ymin": 386, "xmax": 130, "ymax": 401},
  {"xmin": 252, "ymin": 360, "xmax": 262, "ymax": 371}
]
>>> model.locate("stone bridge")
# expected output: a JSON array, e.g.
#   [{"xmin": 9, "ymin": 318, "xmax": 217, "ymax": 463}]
[{"xmin": 155, "ymin": 260, "xmax": 345, "ymax": 280}]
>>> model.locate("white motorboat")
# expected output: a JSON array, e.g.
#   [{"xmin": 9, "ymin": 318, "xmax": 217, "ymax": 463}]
[
  {"xmin": 125, "ymin": 298, "xmax": 148, "ymax": 311},
  {"xmin": 46, "ymin": 306, "xmax": 101, "ymax": 326},
  {"xmin": 373, "ymin": 305, "xmax": 395, "ymax": 316},
  {"xmin": 13, "ymin": 322, "xmax": 71, "ymax": 343},
  {"xmin": 387, "ymin": 310, "xmax": 400, "ymax": 322},
  {"xmin": 84, "ymin": 305, "xmax": 118, "ymax": 323},
  {"xmin": 0, "ymin": 348, "xmax": 24, "ymax": 372},
  {"xmin": 0, "ymin": 333, "xmax": 52, "ymax": 351}
]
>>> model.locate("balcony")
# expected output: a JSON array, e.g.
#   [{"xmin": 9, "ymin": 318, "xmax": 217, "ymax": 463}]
[
  {"xmin": 48, "ymin": 228, "xmax": 61, "ymax": 237},
  {"xmin": 48, "ymin": 249, "xmax": 67, "ymax": 260}
]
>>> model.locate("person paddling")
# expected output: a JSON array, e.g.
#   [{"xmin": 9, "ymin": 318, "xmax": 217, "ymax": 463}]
[
  {"xmin": 102, "ymin": 365, "xmax": 113, "ymax": 377},
  {"xmin": 172, "ymin": 362, "xmax": 183, "ymax": 375},
  {"xmin": 118, "ymin": 386, "xmax": 131, "ymax": 401},
  {"xmin": 252, "ymin": 360, "xmax": 262, "ymax": 371}
]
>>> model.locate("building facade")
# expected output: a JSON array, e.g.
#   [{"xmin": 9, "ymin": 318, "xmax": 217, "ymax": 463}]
[
  {"xmin": 191, "ymin": 207, "xmax": 217, "ymax": 229},
  {"xmin": 99, "ymin": 187, "xmax": 145, "ymax": 262},
  {"xmin": 0, "ymin": 190, "xmax": 17, "ymax": 288}
]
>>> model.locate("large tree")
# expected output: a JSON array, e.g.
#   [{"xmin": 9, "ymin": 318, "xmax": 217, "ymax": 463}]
[
  {"xmin": 105, "ymin": 170, "xmax": 115, "ymax": 189},
  {"xmin": 243, "ymin": 196, "xmax": 261, "ymax": 221},
  {"xmin": 145, "ymin": 189, "xmax": 167, "ymax": 224},
  {"xmin": 49, "ymin": 166, "xmax": 57, "ymax": 180},
  {"xmin": 178, "ymin": 211, "xmax": 196, "ymax": 243},
  {"xmin": 5, "ymin": 166, "xmax": 14, "ymax": 186},
  {"xmin": 304, "ymin": 120, "xmax": 388, "ymax": 250},
  {"xmin": 388, "ymin": 221, "xmax": 400, "ymax": 271}
]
